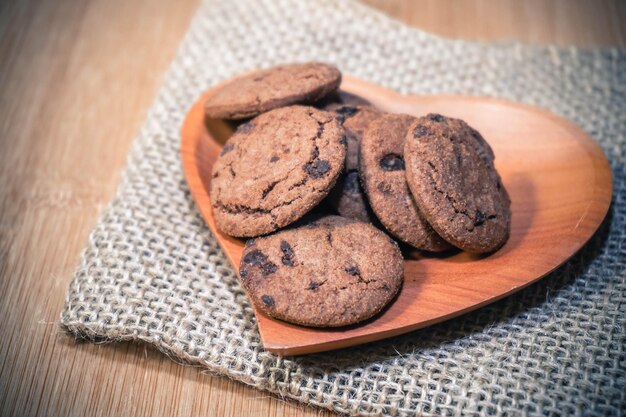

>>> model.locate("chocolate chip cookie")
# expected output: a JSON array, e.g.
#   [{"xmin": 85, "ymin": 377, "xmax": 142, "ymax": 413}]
[
  {"xmin": 210, "ymin": 106, "xmax": 346, "ymax": 237},
  {"xmin": 326, "ymin": 105, "xmax": 381, "ymax": 222},
  {"xmin": 360, "ymin": 113, "xmax": 451, "ymax": 251},
  {"xmin": 239, "ymin": 216, "xmax": 403, "ymax": 327},
  {"xmin": 204, "ymin": 63, "xmax": 341, "ymax": 120},
  {"xmin": 404, "ymin": 114, "xmax": 511, "ymax": 253}
]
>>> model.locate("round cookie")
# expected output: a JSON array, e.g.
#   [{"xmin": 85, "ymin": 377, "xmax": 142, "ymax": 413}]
[
  {"xmin": 210, "ymin": 106, "xmax": 346, "ymax": 237},
  {"xmin": 360, "ymin": 113, "xmax": 451, "ymax": 251},
  {"xmin": 204, "ymin": 63, "xmax": 341, "ymax": 120},
  {"xmin": 326, "ymin": 105, "xmax": 382, "ymax": 222},
  {"xmin": 404, "ymin": 113, "xmax": 511, "ymax": 253},
  {"xmin": 239, "ymin": 216, "xmax": 403, "ymax": 327}
]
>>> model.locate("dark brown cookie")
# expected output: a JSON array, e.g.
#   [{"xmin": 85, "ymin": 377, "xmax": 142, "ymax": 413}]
[
  {"xmin": 210, "ymin": 106, "xmax": 346, "ymax": 237},
  {"xmin": 239, "ymin": 216, "xmax": 403, "ymax": 327},
  {"xmin": 317, "ymin": 89, "xmax": 372, "ymax": 109},
  {"xmin": 360, "ymin": 113, "xmax": 451, "ymax": 251},
  {"xmin": 204, "ymin": 62, "xmax": 341, "ymax": 120},
  {"xmin": 327, "ymin": 170, "xmax": 372, "ymax": 222},
  {"xmin": 404, "ymin": 113, "xmax": 511, "ymax": 253},
  {"xmin": 326, "ymin": 105, "xmax": 381, "ymax": 222}
]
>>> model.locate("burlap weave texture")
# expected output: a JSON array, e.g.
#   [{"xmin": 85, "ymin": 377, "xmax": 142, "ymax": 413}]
[{"xmin": 61, "ymin": 1, "xmax": 626, "ymax": 415}]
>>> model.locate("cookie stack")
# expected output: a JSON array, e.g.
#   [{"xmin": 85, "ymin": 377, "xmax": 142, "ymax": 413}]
[{"xmin": 206, "ymin": 62, "xmax": 511, "ymax": 328}]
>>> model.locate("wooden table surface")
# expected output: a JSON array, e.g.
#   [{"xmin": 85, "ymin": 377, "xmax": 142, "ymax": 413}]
[{"xmin": 0, "ymin": 1, "xmax": 624, "ymax": 416}]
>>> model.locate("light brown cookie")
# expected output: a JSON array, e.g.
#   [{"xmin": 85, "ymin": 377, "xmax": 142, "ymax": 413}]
[
  {"xmin": 210, "ymin": 106, "xmax": 346, "ymax": 237},
  {"xmin": 404, "ymin": 113, "xmax": 511, "ymax": 253},
  {"xmin": 360, "ymin": 113, "xmax": 451, "ymax": 251},
  {"xmin": 204, "ymin": 63, "xmax": 341, "ymax": 120},
  {"xmin": 239, "ymin": 216, "xmax": 403, "ymax": 327}
]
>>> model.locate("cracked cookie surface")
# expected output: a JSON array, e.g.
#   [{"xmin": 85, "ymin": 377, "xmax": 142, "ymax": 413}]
[
  {"xmin": 325, "ymin": 105, "xmax": 381, "ymax": 222},
  {"xmin": 404, "ymin": 114, "xmax": 511, "ymax": 253},
  {"xmin": 239, "ymin": 216, "xmax": 403, "ymax": 327},
  {"xmin": 360, "ymin": 113, "xmax": 450, "ymax": 251},
  {"xmin": 204, "ymin": 62, "xmax": 341, "ymax": 120},
  {"xmin": 210, "ymin": 106, "xmax": 346, "ymax": 237}
]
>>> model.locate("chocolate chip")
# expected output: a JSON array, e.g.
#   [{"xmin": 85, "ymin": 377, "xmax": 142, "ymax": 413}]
[
  {"xmin": 429, "ymin": 113, "xmax": 444, "ymax": 122},
  {"xmin": 346, "ymin": 265, "xmax": 363, "ymax": 282},
  {"xmin": 243, "ymin": 249, "xmax": 277, "ymax": 275},
  {"xmin": 261, "ymin": 295, "xmax": 275, "ymax": 307},
  {"xmin": 307, "ymin": 281, "xmax": 320, "ymax": 291},
  {"xmin": 377, "ymin": 181, "xmax": 392, "ymax": 195},
  {"xmin": 379, "ymin": 154, "xmax": 404, "ymax": 171},
  {"xmin": 243, "ymin": 249, "xmax": 266, "ymax": 265},
  {"xmin": 339, "ymin": 135, "xmax": 347, "ymax": 146},
  {"xmin": 303, "ymin": 160, "xmax": 331, "ymax": 179},
  {"xmin": 236, "ymin": 122, "xmax": 254, "ymax": 133},
  {"xmin": 280, "ymin": 240, "xmax": 295, "ymax": 266},
  {"xmin": 382, "ymin": 283, "xmax": 390, "ymax": 291},
  {"xmin": 474, "ymin": 209, "xmax": 486, "ymax": 226},
  {"xmin": 262, "ymin": 263, "xmax": 277, "ymax": 275},
  {"xmin": 343, "ymin": 170, "xmax": 359, "ymax": 193},
  {"xmin": 270, "ymin": 155, "xmax": 280, "ymax": 163},
  {"xmin": 220, "ymin": 143, "xmax": 234, "ymax": 155},
  {"xmin": 345, "ymin": 266, "xmax": 360, "ymax": 276},
  {"xmin": 413, "ymin": 125, "xmax": 429, "ymax": 137}
]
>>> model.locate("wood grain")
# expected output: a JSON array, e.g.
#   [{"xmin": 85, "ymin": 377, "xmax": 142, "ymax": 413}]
[
  {"xmin": 361, "ymin": 0, "xmax": 626, "ymax": 48},
  {"xmin": 0, "ymin": 1, "xmax": 624, "ymax": 416}
]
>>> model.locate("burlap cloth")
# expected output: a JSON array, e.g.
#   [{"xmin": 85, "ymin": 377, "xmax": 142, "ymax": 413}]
[{"xmin": 61, "ymin": 0, "xmax": 626, "ymax": 415}]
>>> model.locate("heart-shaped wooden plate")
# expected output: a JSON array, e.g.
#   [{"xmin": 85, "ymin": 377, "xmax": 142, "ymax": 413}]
[{"xmin": 181, "ymin": 76, "xmax": 612, "ymax": 356}]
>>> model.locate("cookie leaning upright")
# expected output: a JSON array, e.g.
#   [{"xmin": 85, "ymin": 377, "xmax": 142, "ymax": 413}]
[
  {"xmin": 325, "ymin": 105, "xmax": 382, "ymax": 222},
  {"xmin": 404, "ymin": 114, "xmax": 511, "ymax": 253},
  {"xmin": 360, "ymin": 113, "xmax": 451, "ymax": 252},
  {"xmin": 239, "ymin": 216, "xmax": 403, "ymax": 327},
  {"xmin": 204, "ymin": 63, "xmax": 341, "ymax": 120},
  {"xmin": 210, "ymin": 106, "xmax": 346, "ymax": 237}
]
